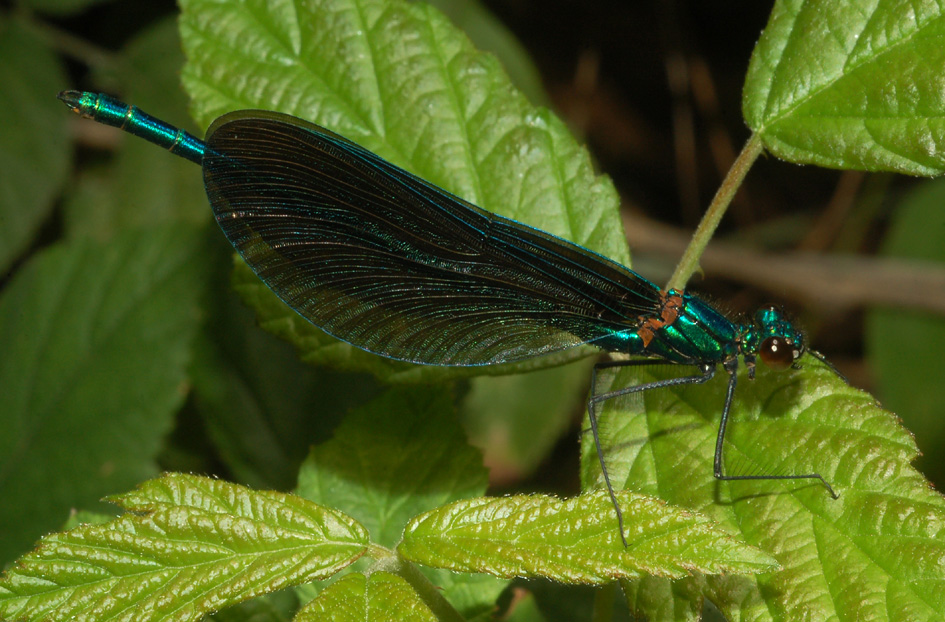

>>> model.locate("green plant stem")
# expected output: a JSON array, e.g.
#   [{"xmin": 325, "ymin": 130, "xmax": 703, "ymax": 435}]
[
  {"xmin": 370, "ymin": 554, "xmax": 464, "ymax": 622},
  {"xmin": 367, "ymin": 543, "xmax": 393, "ymax": 559},
  {"xmin": 666, "ymin": 133, "xmax": 764, "ymax": 291}
]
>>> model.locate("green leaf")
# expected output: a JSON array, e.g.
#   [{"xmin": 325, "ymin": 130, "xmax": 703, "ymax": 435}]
[
  {"xmin": 296, "ymin": 572, "xmax": 437, "ymax": 622},
  {"xmin": 0, "ymin": 474, "xmax": 368, "ymax": 622},
  {"xmin": 0, "ymin": 224, "xmax": 210, "ymax": 563},
  {"xmin": 297, "ymin": 387, "xmax": 487, "ymax": 549},
  {"xmin": 520, "ymin": 581, "xmax": 603, "ymax": 622},
  {"xmin": 62, "ymin": 511, "xmax": 115, "ymax": 530},
  {"xmin": 295, "ymin": 386, "xmax": 505, "ymax": 618},
  {"xmin": 460, "ymin": 359, "xmax": 594, "ymax": 480},
  {"xmin": 867, "ymin": 178, "xmax": 945, "ymax": 489},
  {"xmin": 502, "ymin": 589, "xmax": 547, "ymax": 622},
  {"xmin": 0, "ymin": 18, "xmax": 69, "ymax": 273},
  {"xmin": 620, "ymin": 576, "xmax": 702, "ymax": 622},
  {"xmin": 583, "ymin": 357, "xmax": 945, "ymax": 620},
  {"xmin": 744, "ymin": 0, "xmax": 945, "ymax": 175},
  {"xmin": 423, "ymin": 0, "xmax": 547, "ymax": 106},
  {"xmin": 178, "ymin": 0, "xmax": 625, "ymax": 379},
  {"xmin": 205, "ymin": 591, "xmax": 298, "ymax": 622},
  {"xmin": 400, "ymin": 491, "xmax": 776, "ymax": 583}
]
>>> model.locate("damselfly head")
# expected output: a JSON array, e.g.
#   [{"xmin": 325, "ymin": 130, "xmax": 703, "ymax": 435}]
[{"xmin": 754, "ymin": 304, "xmax": 805, "ymax": 370}]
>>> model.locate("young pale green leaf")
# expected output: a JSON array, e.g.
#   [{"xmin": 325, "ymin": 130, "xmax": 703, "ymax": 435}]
[
  {"xmin": 583, "ymin": 357, "xmax": 945, "ymax": 620},
  {"xmin": 0, "ymin": 474, "xmax": 369, "ymax": 622},
  {"xmin": 0, "ymin": 19, "xmax": 68, "ymax": 273},
  {"xmin": 399, "ymin": 491, "xmax": 776, "ymax": 584},
  {"xmin": 0, "ymin": 224, "xmax": 210, "ymax": 564},
  {"xmin": 744, "ymin": 0, "xmax": 945, "ymax": 175},
  {"xmin": 296, "ymin": 572, "xmax": 436, "ymax": 622},
  {"xmin": 178, "ymin": 0, "xmax": 624, "ymax": 379}
]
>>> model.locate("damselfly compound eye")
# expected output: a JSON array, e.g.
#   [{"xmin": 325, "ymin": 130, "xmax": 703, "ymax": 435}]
[{"xmin": 759, "ymin": 336, "xmax": 796, "ymax": 370}]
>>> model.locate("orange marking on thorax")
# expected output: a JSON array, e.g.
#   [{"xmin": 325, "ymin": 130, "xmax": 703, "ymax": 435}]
[{"xmin": 636, "ymin": 292, "xmax": 685, "ymax": 348}]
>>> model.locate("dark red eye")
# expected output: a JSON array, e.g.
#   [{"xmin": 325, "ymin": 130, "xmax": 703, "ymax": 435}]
[{"xmin": 759, "ymin": 336, "xmax": 795, "ymax": 370}]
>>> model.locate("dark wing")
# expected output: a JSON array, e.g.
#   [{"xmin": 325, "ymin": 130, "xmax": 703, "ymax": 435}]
[{"xmin": 203, "ymin": 111, "xmax": 661, "ymax": 366}]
